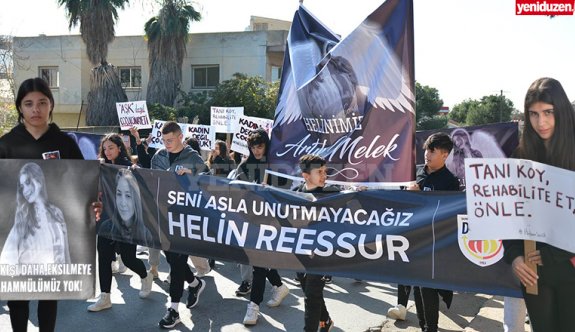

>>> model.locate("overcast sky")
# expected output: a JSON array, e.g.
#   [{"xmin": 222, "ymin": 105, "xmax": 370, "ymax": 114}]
[{"xmin": 2, "ymin": 0, "xmax": 574, "ymax": 109}]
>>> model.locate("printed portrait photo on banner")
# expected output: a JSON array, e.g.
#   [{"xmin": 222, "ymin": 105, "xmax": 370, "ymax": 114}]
[
  {"xmin": 98, "ymin": 168, "xmax": 159, "ymax": 248},
  {"xmin": 0, "ymin": 162, "xmax": 71, "ymax": 265}
]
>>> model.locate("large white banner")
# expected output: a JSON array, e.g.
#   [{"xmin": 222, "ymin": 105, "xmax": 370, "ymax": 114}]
[
  {"xmin": 231, "ymin": 116, "xmax": 273, "ymax": 155},
  {"xmin": 116, "ymin": 100, "xmax": 152, "ymax": 130},
  {"xmin": 210, "ymin": 106, "xmax": 244, "ymax": 133},
  {"xmin": 465, "ymin": 158, "xmax": 575, "ymax": 253}
]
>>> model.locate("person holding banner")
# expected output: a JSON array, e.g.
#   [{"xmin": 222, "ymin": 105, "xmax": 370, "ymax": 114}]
[
  {"xmin": 0, "ymin": 77, "xmax": 87, "ymax": 332},
  {"xmin": 503, "ymin": 77, "xmax": 575, "ymax": 332},
  {"xmin": 88, "ymin": 134, "xmax": 155, "ymax": 312},
  {"xmin": 151, "ymin": 121, "xmax": 208, "ymax": 329},
  {"xmin": 294, "ymin": 154, "xmax": 339, "ymax": 332},
  {"xmin": 129, "ymin": 126, "xmax": 155, "ymax": 169},
  {"xmin": 235, "ymin": 128, "xmax": 291, "ymax": 326},
  {"xmin": 388, "ymin": 132, "xmax": 459, "ymax": 332}
]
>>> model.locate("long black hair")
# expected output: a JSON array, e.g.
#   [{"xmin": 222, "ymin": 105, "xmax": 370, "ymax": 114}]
[{"xmin": 518, "ymin": 77, "xmax": 575, "ymax": 171}]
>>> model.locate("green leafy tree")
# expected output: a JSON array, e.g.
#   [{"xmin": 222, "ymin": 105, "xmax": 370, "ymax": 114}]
[
  {"xmin": 466, "ymin": 94, "xmax": 514, "ymax": 126},
  {"xmin": 58, "ymin": 0, "xmax": 129, "ymax": 126},
  {"xmin": 209, "ymin": 73, "xmax": 279, "ymax": 120},
  {"xmin": 145, "ymin": 0, "xmax": 201, "ymax": 107},
  {"xmin": 449, "ymin": 99, "xmax": 479, "ymax": 124},
  {"xmin": 177, "ymin": 90, "xmax": 211, "ymax": 124},
  {"xmin": 415, "ymin": 82, "xmax": 444, "ymax": 130}
]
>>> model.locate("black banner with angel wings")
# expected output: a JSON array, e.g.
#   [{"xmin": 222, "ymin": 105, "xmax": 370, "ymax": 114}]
[{"xmin": 268, "ymin": 0, "xmax": 416, "ymax": 186}]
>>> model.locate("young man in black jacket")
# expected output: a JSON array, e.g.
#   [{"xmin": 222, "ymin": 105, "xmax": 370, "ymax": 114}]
[
  {"xmin": 388, "ymin": 132, "xmax": 459, "ymax": 332},
  {"xmin": 294, "ymin": 154, "xmax": 339, "ymax": 332}
]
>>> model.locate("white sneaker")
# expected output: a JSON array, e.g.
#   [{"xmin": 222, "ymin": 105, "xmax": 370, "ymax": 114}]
[
  {"xmin": 243, "ymin": 301, "xmax": 259, "ymax": 325},
  {"xmin": 387, "ymin": 304, "xmax": 407, "ymax": 320},
  {"xmin": 139, "ymin": 272, "xmax": 154, "ymax": 298},
  {"xmin": 87, "ymin": 293, "xmax": 112, "ymax": 312},
  {"xmin": 266, "ymin": 284, "xmax": 289, "ymax": 307}
]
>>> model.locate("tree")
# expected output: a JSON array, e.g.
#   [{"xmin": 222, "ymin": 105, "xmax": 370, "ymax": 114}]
[
  {"xmin": 415, "ymin": 82, "xmax": 445, "ymax": 130},
  {"xmin": 466, "ymin": 94, "xmax": 514, "ymax": 126},
  {"xmin": 145, "ymin": 0, "xmax": 201, "ymax": 107},
  {"xmin": 209, "ymin": 73, "xmax": 279, "ymax": 121},
  {"xmin": 449, "ymin": 99, "xmax": 479, "ymax": 125},
  {"xmin": 58, "ymin": 0, "xmax": 129, "ymax": 126}
]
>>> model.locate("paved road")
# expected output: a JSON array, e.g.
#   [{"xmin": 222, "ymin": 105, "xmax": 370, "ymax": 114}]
[{"xmin": 1, "ymin": 252, "xmax": 524, "ymax": 331}]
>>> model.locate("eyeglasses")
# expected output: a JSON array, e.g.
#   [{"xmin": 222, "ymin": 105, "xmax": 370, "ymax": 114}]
[{"xmin": 161, "ymin": 138, "xmax": 177, "ymax": 145}]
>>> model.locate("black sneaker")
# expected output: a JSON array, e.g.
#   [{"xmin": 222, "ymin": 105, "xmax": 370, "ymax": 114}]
[
  {"xmin": 158, "ymin": 308, "xmax": 181, "ymax": 329},
  {"xmin": 322, "ymin": 275, "xmax": 332, "ymax": 284},
  {"xmin": 235, "ymin": 281, "xmax": 252, "ymax": 296},
  {"xmin": 208, "ymin": 259, "xmax": 216, "ymax": 269},
  {"xmin": 186, "ymin": 278, "xmax": 206, "ymax": 308}
]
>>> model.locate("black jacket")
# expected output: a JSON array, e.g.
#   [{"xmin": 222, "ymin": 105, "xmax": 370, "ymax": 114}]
[
  {"xmin": 415, "ymin": 165, "xmax": 460, "ymax": 191},
  {"xmin": 0, "ymin": 123, "xmax": 83, "ymax": 159}
]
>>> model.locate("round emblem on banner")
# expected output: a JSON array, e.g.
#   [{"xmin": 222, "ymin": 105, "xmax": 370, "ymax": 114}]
[{"xmin": 457, "ymin": 215, "xmax": 503, "ymax": 267}]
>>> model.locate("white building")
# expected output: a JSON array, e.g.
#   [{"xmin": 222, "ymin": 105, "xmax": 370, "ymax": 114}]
[{"xmin": 13, "ymin": 17, "xmax": 290, "ymax": 127}]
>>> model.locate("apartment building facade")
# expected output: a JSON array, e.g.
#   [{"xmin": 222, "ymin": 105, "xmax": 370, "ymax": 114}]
[{"xmin": 12, "ymin": 17, "xmax": 289, "ymax": 127}]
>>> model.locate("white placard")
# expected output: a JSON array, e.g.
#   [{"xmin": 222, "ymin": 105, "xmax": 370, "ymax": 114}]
[
  {"xmin": 231, "ymin": 116, "xmax": 274, "ymax": 155},
  {"xmin": 465, "ymin": 158, "xmax": 575, "ymax": 254},
  {"xmin": 210, "ymin": 106, "xmax": 244, "ymax": 133},
  {"xmin": 116, "ymin": 101, "xmax": 152, "ymax": 130},
  {"xmin": 148, "ymin": 120, "xmax": 188, "ymax": 149},
  {"xmin": 184, "ymin": 124, "xmax": 215, "ymax": 151}
]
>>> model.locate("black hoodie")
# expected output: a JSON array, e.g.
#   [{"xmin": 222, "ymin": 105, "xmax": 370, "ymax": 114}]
[{"xmin": 0, "ymin": 123, "xmax": 83, "ymax": 159}]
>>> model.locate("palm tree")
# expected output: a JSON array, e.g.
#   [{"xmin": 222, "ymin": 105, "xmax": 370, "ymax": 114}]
[
  {"xmin": 58, "ymin": 0, "xmax": 129, "ymax": 126},
  {"xmin": 144, "ymin": 0, "xmax": 201, "ymax": 108}
]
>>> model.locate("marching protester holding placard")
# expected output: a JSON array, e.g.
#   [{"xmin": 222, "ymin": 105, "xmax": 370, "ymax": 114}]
[
  {"xmin": 503, "ymin": 77, "xmax": 575, "ymax": 332},
  {"xmin": 0, "ymin": 77, "xmax": 99, "ymax": 332}
]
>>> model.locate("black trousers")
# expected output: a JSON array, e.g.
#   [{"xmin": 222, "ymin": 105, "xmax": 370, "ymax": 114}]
[
  {"xmin": 249, "ymin": 266, "xmax": 282, "ymax": 305},
  {"xmin": 299, "ymin": 273, "xmax": 329, "ymax": 332},
  {"xmin": 7, "ymin": 300, "xmax": 57, "ymax": 332},
  {"xmin": 414, "ymin": 287, "xmax": 439, "ymax": 332},
  {"xmin": 97, "ymin": 236, "xmax": 147, "ymax": 293},
  {"xmin": 523, "ymin": 260, "xmax": 575, "ymax": 332},
  {"xmin": 397, "ymin": 284, "xmax": 411, "ymax": 306},
  {"xmin": 165, "ymin": 251, "xmax": 196, "ymax": 303}
]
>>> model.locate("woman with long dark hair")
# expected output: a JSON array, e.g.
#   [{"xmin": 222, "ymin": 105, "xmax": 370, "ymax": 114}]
[
  {"xmin": 504, "ymin": 77, "xmax": 575, "ymax": 332},
  {"xmin": 0, "ymin": 162, "xmax": 71, "ymax": 265},
  {"xmin": 88, "ymin": 134, "xmax": 154, "ymax": 312}
]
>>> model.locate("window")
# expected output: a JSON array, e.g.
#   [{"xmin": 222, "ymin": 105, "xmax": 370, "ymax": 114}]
[
  {"xmin": 38, "ymin": 67, "xmax": 59, "ymax": 88},
  {"xmin": 271, "ymin": 66, "xmax": 282, "ymax": 82},
  {"xmin": 253, "ymin": 23, "xmax": 269, "ymax": 31},
  {"xmin": 192, "ymin": 65, "xmax": 219, "ymax": 89},
  {"xmin": 119, "ymin": 67, "xmax": 142, "ymax": 88}
]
